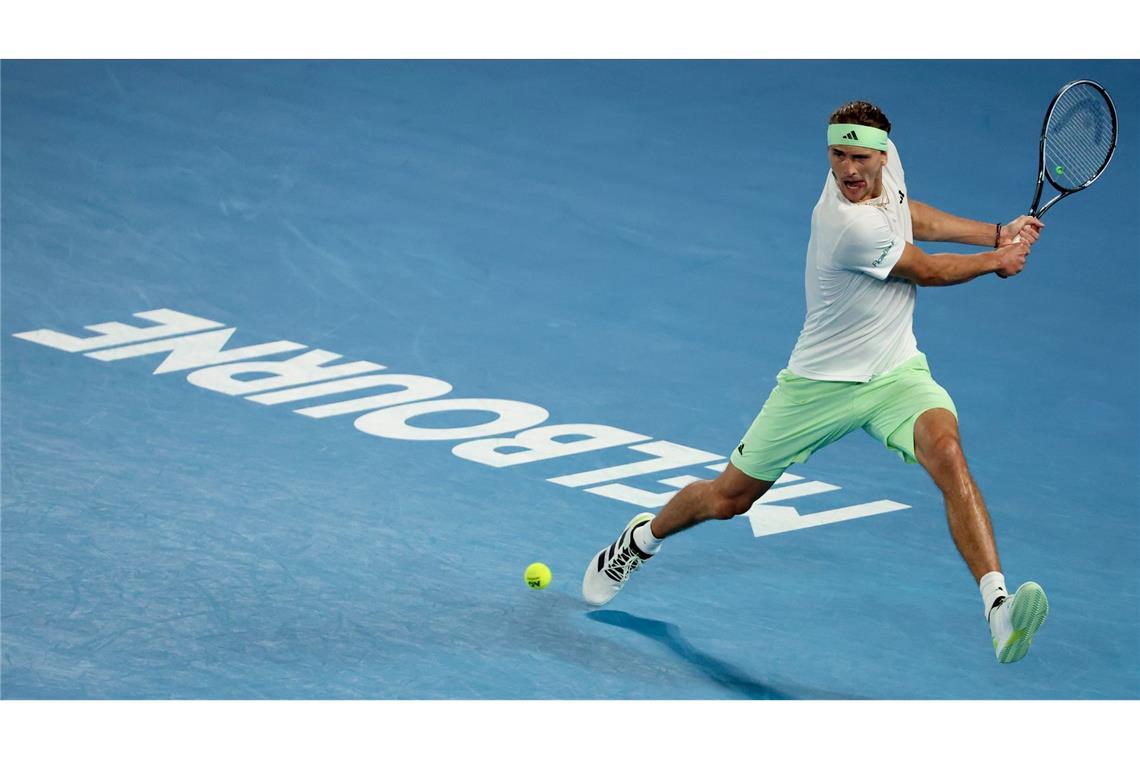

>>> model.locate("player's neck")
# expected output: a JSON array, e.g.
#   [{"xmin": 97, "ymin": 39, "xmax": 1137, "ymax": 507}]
[
  {"xmin": 869, "ymin": 175, "xmax": 885, "ymax": 199},
  {"xmin": 857, "ymin": 176, "xmax": 886, "ymax": 204},
  {"xmin": 854, "ymin": 189, "xmax": 884, "ymax": 205}
]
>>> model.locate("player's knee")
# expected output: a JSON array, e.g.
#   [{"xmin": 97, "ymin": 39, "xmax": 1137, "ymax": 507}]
[
  {"xmin": 708, "ymin": 490, "xmax": 756, "ymax": 520},
  {"xmin": 925, "ymin": 433, "xmax": 965, "ymax": 470}
]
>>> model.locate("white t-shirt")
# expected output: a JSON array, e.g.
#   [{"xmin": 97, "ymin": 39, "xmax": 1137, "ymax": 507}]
[{"xmin": 786, "ymin": 138, "xmax": 920, "ymax": 382}]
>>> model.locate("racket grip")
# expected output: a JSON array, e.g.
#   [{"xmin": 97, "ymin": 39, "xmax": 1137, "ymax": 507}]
[{"xmin": 997, "ymin": 234, "xmax": 1023, "ymax": 278}]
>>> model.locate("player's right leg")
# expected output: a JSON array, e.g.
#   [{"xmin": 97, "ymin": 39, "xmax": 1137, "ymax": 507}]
[
  {"xmin": 649, "ymin": 462, "xmax": 774, "ymax": 539},
  {"xmin": 581, "ymin": 368, "xmax": 857, "ymax": 607},
  {"xmin": 581, "ymin": 464, "xmax": 772, "ymax": 606}
]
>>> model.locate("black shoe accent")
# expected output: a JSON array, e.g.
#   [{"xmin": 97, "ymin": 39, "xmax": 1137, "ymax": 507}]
[
  {"xmin": 987, "ymin": 594, "xmax": 1008, "ymax": 622},
  {"xmin": 628, "ymin": 519, "xmax": 654, "ymax": 560}
]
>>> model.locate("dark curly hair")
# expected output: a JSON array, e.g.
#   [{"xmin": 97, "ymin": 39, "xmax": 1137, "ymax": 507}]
[{"xmin": 828, "ymin": 101, "xmax": 891, "ymax": 133}]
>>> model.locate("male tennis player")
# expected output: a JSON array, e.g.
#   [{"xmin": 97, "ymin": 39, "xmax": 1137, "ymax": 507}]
[{"xmin": 582, "ymin": 101, "xmax": 1049, "ymax": 664}]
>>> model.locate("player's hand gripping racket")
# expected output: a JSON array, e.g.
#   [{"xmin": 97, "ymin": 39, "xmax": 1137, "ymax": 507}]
[{"xmin": 1002, "ymin": 79, "xmax": 1118, "ymax": 274}]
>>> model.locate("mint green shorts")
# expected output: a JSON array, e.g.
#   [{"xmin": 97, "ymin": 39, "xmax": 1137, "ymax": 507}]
[{"xmin": 729, "ymin": 353, "xmax": 957, "ymax": 482}]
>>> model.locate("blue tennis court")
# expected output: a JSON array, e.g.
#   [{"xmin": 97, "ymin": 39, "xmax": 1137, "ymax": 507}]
[{"xmin": 2, "ymin": 59, "xmax": 1137, "ymax": 701}]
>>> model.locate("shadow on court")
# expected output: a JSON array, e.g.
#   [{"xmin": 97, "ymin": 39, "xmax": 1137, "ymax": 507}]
[{"xmin": 587, "ymin": 609, "xmax": 828, "ymax": 700}]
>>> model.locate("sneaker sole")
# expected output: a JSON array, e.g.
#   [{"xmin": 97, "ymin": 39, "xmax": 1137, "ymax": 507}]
[
  {"xmin": 996, "ymin": 582, "xmax": 1049, "ymax": 664},
  {"xmin": 581, "ymin": 512, "xmax": 656, "ymax": 606}
]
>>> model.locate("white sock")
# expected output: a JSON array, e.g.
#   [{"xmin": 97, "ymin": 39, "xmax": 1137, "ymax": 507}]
[
  {"xmin": 979, "ymin": 571, "xmax": 1008, "ymax": 622},
  {"xmin": 633, "ymin": 521, "xmax": 663, "ymax": 555}
]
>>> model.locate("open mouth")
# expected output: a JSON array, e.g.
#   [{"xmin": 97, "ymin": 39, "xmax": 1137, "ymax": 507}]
[{"xmin": 843, "ymin": 179, "xmax": 866, "ymax": 192}]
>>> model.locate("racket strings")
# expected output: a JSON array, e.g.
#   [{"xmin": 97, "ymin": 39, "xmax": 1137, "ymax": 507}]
[{"xmin": 1044, "ymin": 85, "xmax": 1115, "ymax": 190}]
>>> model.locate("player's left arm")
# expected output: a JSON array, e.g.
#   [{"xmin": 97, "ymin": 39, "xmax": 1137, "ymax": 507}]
[{"xmin": 908, "ymin": 199, "xmax": 1044, "ymax": 247}]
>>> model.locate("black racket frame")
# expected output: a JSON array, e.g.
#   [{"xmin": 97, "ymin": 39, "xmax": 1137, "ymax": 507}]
[{"xmin": 1028, "ymin": 79, "xmax": 1118, "ymax": 219}]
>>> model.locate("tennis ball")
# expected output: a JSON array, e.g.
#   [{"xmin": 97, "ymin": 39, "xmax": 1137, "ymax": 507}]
[{"xmin": 524, "ymin": 562, "xmax": 552, "ymax": 589}]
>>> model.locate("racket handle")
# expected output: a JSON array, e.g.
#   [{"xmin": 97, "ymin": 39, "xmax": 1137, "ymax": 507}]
[{"xmin": 998, "ymin": 233, "xmax": 1025, "ymax": 278}]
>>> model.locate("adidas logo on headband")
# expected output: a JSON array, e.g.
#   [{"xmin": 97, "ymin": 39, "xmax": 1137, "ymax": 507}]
[{"xmin": 827, "ymin": 123, "xmax": 889, "ymax": 150}]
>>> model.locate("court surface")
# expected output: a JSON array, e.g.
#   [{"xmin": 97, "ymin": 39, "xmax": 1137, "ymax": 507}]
[{"xmin": 2, "ymin": 60, "xmax": 1137, "ymax": 699}]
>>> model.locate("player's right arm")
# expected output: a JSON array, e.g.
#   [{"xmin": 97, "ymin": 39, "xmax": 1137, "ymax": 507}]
[{"xmin": 889, "ymin": 241, "xmax": 1030, "ymax": 286}]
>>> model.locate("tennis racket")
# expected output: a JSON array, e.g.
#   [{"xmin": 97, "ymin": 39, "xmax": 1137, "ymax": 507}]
[
  {"xmin": 998, "ymin": 79, "xmax": 1117, "ymax": 277},
  {"xmin": 1012, "ymin": 79, "xmax": 1118, "ymax": 239}
]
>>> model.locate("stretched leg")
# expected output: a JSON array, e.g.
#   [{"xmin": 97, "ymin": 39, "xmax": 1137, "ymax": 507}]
[
  {"xmin": 913, "ymin": 408, "xmax": 1000, "ymax": 581},
  {"xmin": 914, "ymin": 407, "xmax": 1049, "ymax": 663},
  {"xmin": 581, "ymin": 462, "xmax": 773, "ymax": 606},
  {"xmin": 649, "ymin": 462, "xmax": 774, "ymax": 539}
]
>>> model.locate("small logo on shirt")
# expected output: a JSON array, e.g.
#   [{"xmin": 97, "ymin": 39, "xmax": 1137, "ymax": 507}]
[
  {"xmin": 737, "ymin": 443, "xmax": 745, "ymax": 456},
  {"xmin": 872, "ymin": 246, "xmax": 892, "ymax": 267},
  {"xmin": 898, "ymin": 190, "xmax": 905, "ymax": 204}
]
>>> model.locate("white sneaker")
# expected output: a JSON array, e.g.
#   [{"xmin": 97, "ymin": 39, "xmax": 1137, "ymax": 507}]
[
  {"xmin": 988, "ymin": 581, "xmax": 1049, "ymax": 664},
  {"xmin": 582, "ymin": 512, "xmax": 656, "ymax": 606}
]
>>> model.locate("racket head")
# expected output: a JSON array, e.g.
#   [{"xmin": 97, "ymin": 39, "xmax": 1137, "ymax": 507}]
[{"xmin": 1040, "ymin": 80, "xmax": 1118, "ymax": 196}]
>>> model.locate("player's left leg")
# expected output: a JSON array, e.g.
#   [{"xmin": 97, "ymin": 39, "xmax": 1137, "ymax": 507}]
[
  {"xmin": 913, "ymin": 408, "xmax": 1049, "ymax": 663},
  {"xmin": 861, "ymin": 354, "xmax": 1049, "ymax": 663},
  {"xmin": 912, "ymin": 408, "xmax": 999, "ymax": 582}
]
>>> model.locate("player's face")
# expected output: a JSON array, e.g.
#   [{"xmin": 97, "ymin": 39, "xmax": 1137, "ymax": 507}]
[{"xmin": 828, "ymin": 145, "xmax": 888, "ymax": 203}]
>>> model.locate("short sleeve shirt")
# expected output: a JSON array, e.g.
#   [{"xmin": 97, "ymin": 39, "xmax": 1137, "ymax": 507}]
[{"xmin": 786, "ymin": 138, "xmax": 920, "ymax": 382}]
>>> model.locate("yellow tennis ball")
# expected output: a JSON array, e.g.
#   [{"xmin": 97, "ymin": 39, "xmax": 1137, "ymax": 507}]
[{"xmin": 524, "ymin": 562, "xmax": 552, "ymax": 589}]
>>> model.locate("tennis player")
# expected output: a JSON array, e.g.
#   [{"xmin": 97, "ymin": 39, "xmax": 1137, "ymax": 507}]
[{"xmin": 582, "ymin": 101, "xmax": 1049, "ymax": 664}]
